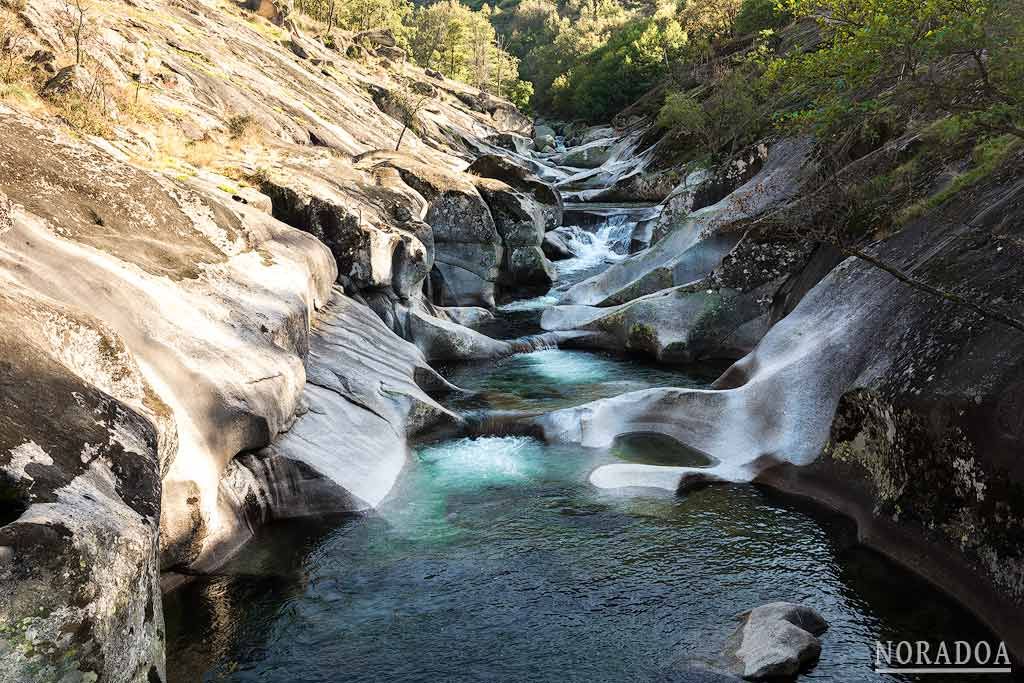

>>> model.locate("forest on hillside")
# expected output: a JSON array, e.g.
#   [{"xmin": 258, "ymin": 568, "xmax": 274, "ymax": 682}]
[
  {"xmin": 3, "ymin": 0, "xmax": 1024, "ymax": 677},
  {"xmin": 286, "ymin": 0, "xmax": 1023, "ymax": 145},
  {"xmin": 283, "ymin": 0, "xmax": 1024, "ymax": 241}
]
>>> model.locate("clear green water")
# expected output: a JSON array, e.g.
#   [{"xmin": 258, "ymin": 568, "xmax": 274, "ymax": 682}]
[
  {"xmin": 437, "ymin": 348, "xmax": 727, "ymax": 414},
  {"xmin": 164, "ymin": 349, "xmax": 1009, "ymax": 683},
  {"xmin": 164, "ymin": 217, "xmax": 1013, "ymax": 682}
]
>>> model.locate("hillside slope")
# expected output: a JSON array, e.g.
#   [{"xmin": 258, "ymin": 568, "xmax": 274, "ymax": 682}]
[{"xmin": 0, "ymin": 0, "xmax": 552, "ymax": 679}]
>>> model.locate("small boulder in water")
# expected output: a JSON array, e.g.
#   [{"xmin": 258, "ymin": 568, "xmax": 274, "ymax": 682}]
[
  {"xmin": 558, "ymin": 139, "xmax": 615, "ymax": 169},
  {"xmin": 542, "ymin": 225, "xmax": 596, "ymax": 261},
  {"xmin": 505, "ymin": 246, "xmax": 557, "ymax": 288},
  {"xmin": 533, "ymin": 123, "xmax": 556, "ymax": 145},
  {"xmin": 542, "ymin": 231, "xmax": 575, "ymax": 261},
  {"xmin": 723, "ymin": 602, "xmax": 828, "ymax": 680}
]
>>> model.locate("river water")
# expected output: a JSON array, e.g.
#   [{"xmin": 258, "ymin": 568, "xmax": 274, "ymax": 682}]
[{"xmin": 165, "ymin": 212, "xmax": 1010, "ymax": 683}]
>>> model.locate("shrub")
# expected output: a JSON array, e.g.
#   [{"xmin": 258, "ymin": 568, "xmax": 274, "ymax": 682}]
[
  {"xmin": 226, "ymin": 113, "xmax": 261, "ymax": 140},
  {"xmin": 50, "ymin": 86, "xmax": 115, "ymax": 136},
  {"xmin": 657, "ymin": 91, "xmax": 705, "ymax": 133},
  {"xmin": 733, "ymin": 0, "xmax": 790, "ymax": 36},
  {"xmin": 658, "ymin": 65, "xmax": 765, "ymax": 156}
]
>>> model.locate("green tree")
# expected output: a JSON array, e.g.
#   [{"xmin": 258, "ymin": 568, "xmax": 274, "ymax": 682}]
[
  {"xmin": 678, "ymin": 0, "xmax": 742, "ymax": 42},
  {"xmin": 733, "ymin": 0, "xmax": 791, "ymax": 35},
  {"xmin": 550, "ymin": 15, "xmax": 686, "ymax": 120},
  {"xmin": 293, "ymin": 0, "xmax": 411, "ymax": 41},
  {"xmin": 770, "ymin": 0, "xmax": 1024, "ymax": 143},
  {"xmin": 407, "ymin": 0, "xmax": 535, "ymax": 108},
  {"xmin": 658, "ymin": 65, "xmax": 763, "ymax": 154},
  {"xmin": 336, "ymin": 0, "xmax": 411, "ymax": 35}
]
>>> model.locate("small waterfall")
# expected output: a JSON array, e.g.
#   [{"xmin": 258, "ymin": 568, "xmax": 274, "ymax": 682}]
[
  {"xmin": 552, "ymin": 215, "xmax": 636, "ymax": 280},
  {"xmin": 508, "ymin": 332, "xmax": 562, "ymax": 353},
  {"xmin": 596, "ymin": 214, "xmax": 637, "ymax": 255},
  {"xmin": 463, "ymin": 413, "xmax": 545, "ymax": 438},
  {"xmin": 500, "ymin": 212, "xmax": 640, "ymax": 315},
  {"xmin": 556, "ymin": 225, "xmax": 599, "ymax": 252}
]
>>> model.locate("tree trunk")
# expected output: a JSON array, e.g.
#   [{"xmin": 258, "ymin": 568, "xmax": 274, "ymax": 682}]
[{"xmin": 846, "ymin": 247, "xmax": 1024, "ymax": 333}]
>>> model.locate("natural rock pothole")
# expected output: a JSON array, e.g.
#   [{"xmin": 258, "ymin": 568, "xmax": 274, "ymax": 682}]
[
  {"xmin": 611, "ymin": 432, "xmax": 713, "ymax": 468},
  {"xmin": 0, "ymin": 473, "xmax": 28, "ymax": 527}
]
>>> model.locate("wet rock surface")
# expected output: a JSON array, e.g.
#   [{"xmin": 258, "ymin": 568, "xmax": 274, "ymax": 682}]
[
  {"xmin": 723, "ymin": 603, "xmax": 828, "ymax": 680},
  {"xmin": 3, "ymin": 0, "xmax": 1024, "ymax": 675},
  {"xmin": 0, "ymin": 4, "xmax": 559, "ymax": 674}
]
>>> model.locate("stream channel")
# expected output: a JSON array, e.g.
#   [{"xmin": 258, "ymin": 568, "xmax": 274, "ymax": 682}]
[{"xmin": 166, "ymin": 207, "xmax": 1007, "ymax": 683}]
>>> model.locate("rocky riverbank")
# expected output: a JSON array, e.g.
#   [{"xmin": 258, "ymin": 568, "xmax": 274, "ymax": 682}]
[{"xmin": 1, "ymin": 0, "xmax": 1023, "ymax": 679}]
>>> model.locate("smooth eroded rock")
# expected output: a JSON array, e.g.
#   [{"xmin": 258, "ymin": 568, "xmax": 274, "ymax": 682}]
[{"xmin": 723, "ymin": 603, "xmax": 828, "ymax": 680}]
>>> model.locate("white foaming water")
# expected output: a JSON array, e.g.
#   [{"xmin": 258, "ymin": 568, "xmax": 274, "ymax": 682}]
[
  {"xmin": 498, "ymin": 214, "xmax": 638, "ymax": 312},
  {"xmin": 499, "ymin": 293, "xmax": 559, "ymax": 312},
  {"xmin": 554, "ymin": 216, "xmax": 635, "ymax": 278},
  {"xmin": 416, "ymin": 436, "xmax": 541, "ymax": 487},
  {"xmin": 520, "ymin": 349, "xmax": 621, "ymax": 385}
]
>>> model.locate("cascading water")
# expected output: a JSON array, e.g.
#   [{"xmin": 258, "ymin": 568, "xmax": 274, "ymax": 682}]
[
  {"xmin": 553, "ymin": 218, "xmax": 631, "ymax": 271},
  {"xmin": 165, "ymin": 130, "xmax": 1008, "ymax": 683},
  {"xmin": 499, "ymin": 213, "xmax": 637, "ymax": 315}
]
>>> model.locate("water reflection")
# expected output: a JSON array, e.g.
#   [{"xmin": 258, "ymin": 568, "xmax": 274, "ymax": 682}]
[
  {"xmin": 165, "ymin": 206, "xmax": 1019, "ymax": 682},
  {"xmin": 439, "ymin": 349, "xmax": 725, "ymax": 414},
  {"xmin": 166, "ymin": 442, "xmax": 1012, "ymax": 683},
  {"xmin": 611, "ymin": 432, "xmax": 714, "ymax": 468}
]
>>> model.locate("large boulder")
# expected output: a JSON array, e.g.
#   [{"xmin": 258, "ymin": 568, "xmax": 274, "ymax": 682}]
[
  {"xmin": 533, "ymin": 123, "xmax": 556, "ymax": 147},
  {"xmin": 439, "ymin": 305, "xmax": 495, "ymax": 328},
  {"xmin": 353, "ymin": 28, "xmax": 397, "ymax": 48},
  {"xmin": 360, "ymin": 152, "xmax": 503, "ymax": 308},
  {"xmin": 468, "ymin": 154, "xmax": 563, "ymax": 230},
  {"xmin": 723, "ymin": 603, "xmax": 828, "ymax": 680},
  {"xmin": 543, "ymin": 230, "xmax": 574, "ymax": 261},
  {"xmin": 451, "ymin": 91, "xmax": 531, "ymax": 134},
  {"xmin": 542, "ymin": 279, "xmax": 781, "ymax": 364},
  {"xmin": 258, "ymin": 171, "xmax": 432, "ymax": 299},
  {"xmin": 472, "ymin": 177, "xmax": 545, "ymax": 247},
  {"xmin": 429, "ymin": 242, "xmax": 503, "ymax": 308},
  {"xmin": 472, "ymin": 177, "xmax": 556, "ymax": 292},
  {"xmin": 649, "ymin": 168, "xmax": 713, "ymax": 245},
  {"xmin": 41, "ymin": 64, "xmax": 96, "ymax": 99},
  {"xmin": 487, "ymin": 132, "xmax": 533, "ymax": 155},
  {"xmin": 558, "ymin": 138, "xmax": 616, "ymax": 169},
  {"xmin": 504, "ymin": 246, "xmax": 557, "ymax": 290},
  {"xmin": 542, "ymin": 225, "xmax": 595, "ymax": 261},
  {"xmin": 376, "ymin": 45, "xmax": 407, "ymax": 62},
  {"xmin": 406, "ymin": 304, "xmax": 514, "ymax": 360}
]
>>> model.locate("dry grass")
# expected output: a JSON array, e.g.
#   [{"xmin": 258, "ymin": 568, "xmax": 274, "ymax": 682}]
[
  {"xmin": 48, "ymin": 83, "xmax": 117, "ymax": 137},
  {"xmin": 183, "ymin": 137, "xmax": 223, "ymax": 167},
  {"xmin": 0, "ymin": 0, "xmax": 274, "ymax": 178},
  {"xmin": 0, "ymin": 80, "xmax": 42, "ymax": 110},
  {"xmin": 113, "ymin": 84, "xmax": 163, "ymax": 126},
  {"xmin": 226, "ymin": 112, "xmax": 262, "ymax": 141},
  {"xmin": 245, "ymin": 13, "xmax": 287, "ymax": 42}
]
